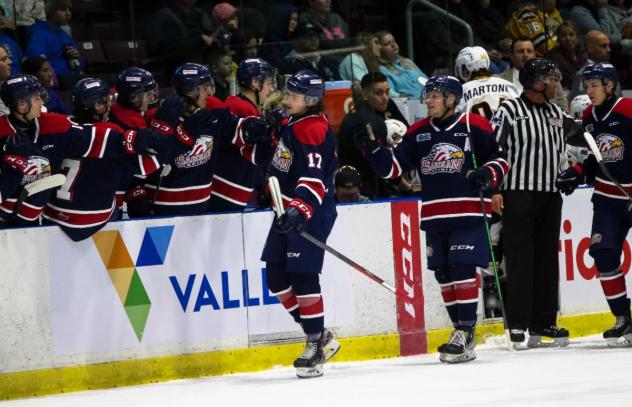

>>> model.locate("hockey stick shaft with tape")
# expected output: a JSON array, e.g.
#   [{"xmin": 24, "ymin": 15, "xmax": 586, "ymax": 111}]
[{"xmin": 583, "ymin": 131, "xmax": 632, "ymax": 204}]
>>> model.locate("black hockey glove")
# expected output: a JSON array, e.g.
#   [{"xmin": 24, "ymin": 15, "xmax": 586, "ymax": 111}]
[
  {"xmin": 123, "ymin": 128, "xmax": 168, "ymax": 155},
  {"xmin": 151, "ymin": 95, "xmax": 187, "ymax": 136},
  {"xmin": 467, "ymin": 167, "xmax": 496, "ymax": 190},
  {"xmin": 176, "ymin": 109, "xmax": 217, "ymax": 147},
  {"xmin": 125, "ymin": 185, "xmax": 151, "ymax": 218},
  {"xmin": 353, "ymin": 124, "xmax": 380, "ymax": 156},
  {"xmin": 242, "ymin": 117, "xmax": 269, "ymax": 145},
  {"xmin": 276, "ymin": 206, "xmax": 308, "ymax": 234},
  {"xmin": 555, "ymin": 164, "xmax": 584, "ymax": 195}
]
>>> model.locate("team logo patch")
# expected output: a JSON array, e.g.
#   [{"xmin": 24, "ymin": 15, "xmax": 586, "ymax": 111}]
[
  {"xmin": 175, "ymin": 136, "xmax": 214, "ymax": 168},
  {"xmin": 416, "ymin": 133, "xmax": 431, "ymax": 142},
  {"xmin": 22, "ymin": 156, "xmax": 52, "ymax": 184},
  {"xmin": 421, "ymin": 143, "xmax": 465, "ymax": 175},
  {"xmin": 591, "ymin": 233, "xmax": 602, "ymax": 244},
  {"xmin": 595, "ymin": 133, "xmax": 624, "ymax": 162},
  {"xmin": 272, "ymin": 140, "xmax": 293, "ymax": 172}
]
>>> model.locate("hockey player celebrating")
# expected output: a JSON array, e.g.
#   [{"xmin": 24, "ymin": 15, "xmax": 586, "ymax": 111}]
[
  {"xmin": 356, "ymin": 75, "xmax": 508, "ymax": 363},
  {"xmin": 208, "ymin": 58, "xmax": 277, "ymax": 212},
  {"xmin": 556, "ymin": 63, "xmax": 632, "ymax": 346},
  {"xmin": 0, "ymin": 74, "xmax": 165, "ymax": 226},
  {"xmin": 262, "ymin": 70, "xmax": 340, "ymax": 378},
  {"xmin": 454, "ymin": 46, "xmax": 519, "ymax": 120}
]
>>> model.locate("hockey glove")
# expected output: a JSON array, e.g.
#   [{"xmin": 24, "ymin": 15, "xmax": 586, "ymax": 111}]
[
  {"xmin": 176, "ymin": 109, "xmax": 218, "ymax": 147},
  {"xmin": 151, "ymin": 95, "xmax": 187, "ymax": 136},
  {"xmin": 555, "ymin": 164, "xmax": 584, "ymax": 195},
  {"xmin": 242, "ymin": 117, "xmax": 269, "ymax": 145},
  {"xmin": 123, "ymin": 128, "xmax": 167, "ymax": 155},
  {"xmin": 125, "ymin": 185, "xmax": 151, "ymax": 218},
  {"xmin": 276, "ymin": 200, "xmax": 311, "ymax": 234},
  {"xmin": 353, "ymin": 125, "xmax": 380, "ymax": 156},
  {"xmin": 467, "ymin": 167, "xmax": 497, "ymax": 190}
]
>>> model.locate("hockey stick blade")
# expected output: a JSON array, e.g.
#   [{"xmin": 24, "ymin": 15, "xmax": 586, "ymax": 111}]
[{"xmin": 23, "ymin": 174, "xmax": 67, "ymax": 197}]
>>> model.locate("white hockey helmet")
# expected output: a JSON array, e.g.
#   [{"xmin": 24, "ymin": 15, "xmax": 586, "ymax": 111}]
[
  {"xmin": 570, "ymin": 94, "xmax": 591, "ymax": 120},
  {"xmin": 455, "ymin": 46, "xmax": 491, "ymax": 81},
  {"xmin": 385, "ymin": 119, "xmax": 407, "ymax": 147}
]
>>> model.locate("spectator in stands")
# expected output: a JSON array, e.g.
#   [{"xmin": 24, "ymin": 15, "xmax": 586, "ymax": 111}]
[
  {"xmin": 282, "ymin": 19, "xmax": 340, "ymax": 81},
  {"xmin": 0, "ymin": 6, "xmax": 22, "ymax": 75},
  {"xmin": 505, "ymin": 1, "xmax": 564, "ymax": 56},
  {"xmin": 12, "ymin": 0, "xmax": 45, "ymax": 49},
  {"xmin": 335, "ymin": 166, "xmax": 370, "ymax": 203},
  {"xmin": 376, "ymin": 31, "xmax": 428, "ymax": 99},
  {"xmin": 25, "ymin": 0, "xmax": 83, "ymax": 90},
  {"xmin": 149, "ymin": 0, "xmax": 214, "ymax": 65},
  {"xmin": 497, "ymin": 38, "xmax": 568, "ymax": 109},
  {"xmin": 338, "ymin": 32, "xmax": 381, "ymax": 82},
  {"xmin": 211, "ymin": 2, "xmax": 240, "ymax": 50},
  {"xmin": 547, "ymin": 21, "xmax": 587, "ymax": 90},
  {"xmin": 569, "ymin": 30, "xmax": 621, "ymax": 100},
  {"xmin": 262, "ymin": 4, "xmax": 298, "ymax": 69},
  {"xmin": 210, "ymin": 48, "xmax": 234, "ymax": 100},
  {"xmin": 21, "ymin": 56, "xmax": 69, "ymax": 114},
  {"xmin": 569, "ymin": 0, "xmax": 622, "ymax": 42},
  {"xmin": 338, "ymin": 72, "xmax": 411, "ymax": 199},
  {"xmin": 298, "ymin": 0, "xmax": 350, "ymax": 56},
  {"xmin": 0, "ymin": 46, "xmax": 12, "ymax": 115},
  {"xmin": 234, "ymin": 34, "xmax": 260, "ymax": 62},
  {"xmin": 463, "ymin": 0, "xmax": 508, "ymax": 52}
]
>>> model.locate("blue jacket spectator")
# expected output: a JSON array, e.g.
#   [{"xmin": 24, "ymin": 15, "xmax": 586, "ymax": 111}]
[
  {"xmin": 25, "ymin": 0, "xmax": 83, "ymax": 81},
  {"xmin": 0, "ymin": 5, "xmax": 22, "ymax": 74},
  {"xmin": 21, "ymin": 55, "xmax": 69, "ymax": 114},
  {"xmin": 376, "ymin": 31, "xmax": 427, "ymax": 99},
  {"xmin": 338, "ymin": 32, "xmax": 381, "ymax": 82}
]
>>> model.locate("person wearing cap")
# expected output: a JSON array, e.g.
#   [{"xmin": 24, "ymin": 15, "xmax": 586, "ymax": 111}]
[
  {"xmin": 211, "ymin": 2, "xmax": 239, "ymax": 48},
  {"xmin": 491, "ymin": 58, "xmax": 585, "ymax": 348},
  {"xmin": 335, "ymin": 166, "xmax": 370, "ymax": 203},
  {"xmin": 25, "ymin": 0, "xmax": 84, "ymax": 89},
  {"xmin": 281, "ymin": 19, "xmax": 340, "ymax": 81},
  {"xmin": 298, "ymin": 0, "xmax": 350, "ymax": 56}
]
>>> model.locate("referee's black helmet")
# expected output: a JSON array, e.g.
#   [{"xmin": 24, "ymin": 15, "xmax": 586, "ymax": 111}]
[{"xmin": 519, "ymin": 58, "xmax": 561, "ymax": 90}]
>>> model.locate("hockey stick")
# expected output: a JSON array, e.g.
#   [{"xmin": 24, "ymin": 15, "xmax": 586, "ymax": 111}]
[
  {"xmin": 149, "ymin": 164, "xmax": 171, "ymax": 214},
  {"xmin": 466, "ymin": 109, "xmax": 513, "ymax": 350},
  {"xmin": 14, "ymin": 174, "xmax": 67, "ymax": 218},
  {"xmin": 268, "ymin": 176, "xmax": 399, "ymax": 296},
  {"xmin": 583, "ymin": 132, "xmax": 632, "ymax": 211}
]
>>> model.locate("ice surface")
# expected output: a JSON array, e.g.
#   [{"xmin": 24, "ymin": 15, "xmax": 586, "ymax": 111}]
[{"xmin": 5, "ymin": 335, "xmax": 632, "ymax": 407}]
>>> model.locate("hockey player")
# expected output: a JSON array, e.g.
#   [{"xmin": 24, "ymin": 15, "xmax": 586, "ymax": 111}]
[
  {"xmin": 262, "ymin": 70, "xmax": 340, "ymax": 378},
  {"xmin": 42, "ymin": 78, "xmax": 162, "ymax": 241},
  {"xmin": 207, "ymin": 58, "xmax": 276, "ymax": 212},
  {"xmin": 556, "ymin": 63, "xmax": 632, "ymax": 346},
  {"xmin": 0, "ymin": 74, "xmax": 165, "ymax": 226},
  {"xmin": 141, "ymin": 62, "xmax": 267, "ymax": 215},
  {"xmin": 356, "ymin": 75, "xmax": 509, "ymax": 363},
  {"xmin": 455, "ymin": 46, "xmax": 519, "ymax": 120}
]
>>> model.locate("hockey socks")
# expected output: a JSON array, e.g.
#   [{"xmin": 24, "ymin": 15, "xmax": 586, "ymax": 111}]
[
  {"xmin": 435, "ymin": 269, "xmax": 458, "ymax": 327},
  {"xmin": 598, "ymin": 268, "xmax": 630, "ymax": 317},
  {"xmin": 272, "ymin": 286, "xmax": 301, "ymax": 323}
]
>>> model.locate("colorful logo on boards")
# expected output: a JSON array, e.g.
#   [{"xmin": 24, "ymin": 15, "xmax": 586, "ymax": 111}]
[{"xmin": 92, "ymin": 226, "xmax": 175, "ymax": 341}]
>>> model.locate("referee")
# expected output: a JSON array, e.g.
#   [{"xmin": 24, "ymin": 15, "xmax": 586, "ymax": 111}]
[{"xmin": 491, "ymin": 58, "xmax": 584, "ymax": 347}]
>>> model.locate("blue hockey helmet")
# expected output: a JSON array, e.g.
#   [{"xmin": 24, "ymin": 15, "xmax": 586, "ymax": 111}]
[
  {"xmin": 71, "ymin": 77, "xmax": 111, "ymax": 111},
  {"xmin": 171, "ymin": 63, "xmax": 213, "ymax": 95},
  {"xmin": 286, "ymin": 69, "xmax": 324, "ymax": 102},
  {"xmin": 116, "ymin": 67, "xmax": 158, "ymax": 104},
  {"xmin": 236, "ymin": 58, "xmax": 274, "ymax": 89},
  {"xmin": 0, "ymin": 74, "xmax": 47, "ymax": 111},
  {"xmin": 582, "ymin": 62, "xmax": 619, "ymax": 86},
  {"xmin": 422, "ymin": 75, "xmax": 463, "ymax": 106}
]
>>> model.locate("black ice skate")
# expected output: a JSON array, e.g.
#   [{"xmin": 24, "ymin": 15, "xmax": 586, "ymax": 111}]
[
  {"xmin": 294, "ymin": 339, "xmax": 325, "ymax": 378},
  {"xmin": 321, "ymin": 328, "xmax": 341, "ymax": 362},
  {"xmin": 510, "ymin": 329, "xmax": 526, "ymax": 350},
  {"xmin": 527, "ymin": 326, "xmax": 570, "ymax": 348},
  {"xmin": 439, "ymin": 328, "xmax": 476, "ymax": 364},
  {"xmin": 603, "ymin": 314, "xmax": 632, "ymax": 347}
]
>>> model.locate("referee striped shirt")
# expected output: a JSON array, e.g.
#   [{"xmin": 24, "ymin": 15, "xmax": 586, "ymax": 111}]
[{"xmin": 492, "ymin": 94, "xmax": 569, "ymax": 192}]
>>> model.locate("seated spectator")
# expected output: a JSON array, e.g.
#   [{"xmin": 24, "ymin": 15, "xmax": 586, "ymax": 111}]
[
  {"xmin": 25, "ymin": 0, "xmax": 84, "ymax": 90},
  {"xmin": 338, "ymin": 32, "xmax": 381, "ymax": 82},
  {"xmin": 335, "ymin": 166, "xmax": 370, "ymax": 203},
  {"xmin": 21, "ymin": 55, "xmax": 69, "ymax": 114},
  {"xmin": 298, "ymin": 0, "xmax": 350, "ymax": 56},
  {"xmin": 376, "ymin": 31, "xmax": 428, "ymax": 99},
  {"xmin": 338, "ymin": 72, "xmax": 411, "ymax": 199},
  {"xmin": 211, "ymin": 2, "xmax": 241, "ymax": 50},
  {"xmin": 210, "ymin": 48, "xmax": 234, "ymax": 100},
  {"xmin": 570, "ymin": 0, "xmax": 622, "ymax": 42},
  {"xmin": 233, "ymin": 34, "xmax": 260, "ymax": 63},
  {"xmin": 261, "ymin": 4, "xmax": 298, "ymax": 69},
  {"xmin": 505, "ymin": 1, "xmax": 564, "ymax": 56},
  {"xmin": 569, "ymin": 30, "xmax": 621, "ymax": 100},
  {"xmin": 547, "ymin": 21, "xmax": 587, "ymax": 89},
  {"xmin": 149, "ymin": 0, "xmax": 214, "ymax": 64},
  {"xmin": 0, "ymin": 46, "xmax": 12, "ymax": 115},
  {"xmin": 282, "ymin": 19, "xmax": 340, "ymax": 81},
  {"xmin": 13, "ymin": 0, "xmax": 45, "ymax": 49},
  {"xmin": 0, "ymin": 6, "xmax": 23, "ymax": 75}
]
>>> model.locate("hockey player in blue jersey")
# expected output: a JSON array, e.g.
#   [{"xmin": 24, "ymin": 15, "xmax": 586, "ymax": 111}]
[
  {"xmin": 556, "ymin": 63, "xmax": 632, "ymax": 346},
  {"xmin": 261, "ymin": 70, "xmax": 340, "ymax": 378},
  {"xmin": 356, "ymin": 75, "xmax": 509, "ymax": 363}
]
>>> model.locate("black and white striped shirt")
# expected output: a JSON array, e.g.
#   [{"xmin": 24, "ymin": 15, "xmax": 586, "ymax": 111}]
[{"xmin": 492, "ymin": 94, "xmax": 581, "ymax": 192}]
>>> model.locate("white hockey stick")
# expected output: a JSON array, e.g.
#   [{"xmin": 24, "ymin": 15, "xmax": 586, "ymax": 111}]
[
  {"xmin": 14, "ymin": 174, "xmax": 67, "ymax": 217},
  {"xmin": 268, "ymin": 176, "xmax": 399, "ymax": 296},
  {"xmin": 583, "ymin": 132, "xmax": 632, "ymax": 210}
]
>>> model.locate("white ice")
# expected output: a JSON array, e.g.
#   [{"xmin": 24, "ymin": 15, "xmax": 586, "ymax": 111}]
[{"xmin": 4, "ymin": 334, "xmax": 631, "ymax": 407}]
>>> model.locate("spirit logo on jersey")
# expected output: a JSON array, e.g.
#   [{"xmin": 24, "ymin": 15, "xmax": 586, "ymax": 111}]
[
  {"xmin": 272, "ymin": 140, "xmax": 292, "ymax": 172},
  {"xmin": 421, "ymin": 143, "xmax": 465, "ymax": 175},
  {"xmin": 175, "ymin": 136, "xmax": 214, "ymax": 169},
  {"xmin": 22, "ymin": 156, "xmax": 52, "ymax": 183},
  {"xmin": 596, "ymin": 133, "xmax": 624, "ymax": 162}
]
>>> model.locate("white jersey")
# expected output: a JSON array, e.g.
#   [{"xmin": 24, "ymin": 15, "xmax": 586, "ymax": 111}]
[{"xmin": 457, "ymin": 76, "xmax": 520, "ymax": 121}]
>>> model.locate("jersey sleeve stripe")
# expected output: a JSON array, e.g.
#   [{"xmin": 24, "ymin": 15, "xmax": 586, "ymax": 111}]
[
  {"xmin": 296, "ymin": 177, "xmax": 326, "ymax": 205},
  {"xmin": 231, "ymin": 118, "xmax": 247, "ymax": 148},
  {"xmin": 385, "ymin": 152, "xmax": 403, "ymax": 179},
  {"xmin": 138, "ymin": 155, "xmax": 160, "ymax": 176}
]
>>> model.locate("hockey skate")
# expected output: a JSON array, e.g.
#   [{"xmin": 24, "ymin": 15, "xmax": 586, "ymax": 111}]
[
  {"xmin": 603, "ymin": 315, "xmax": 632, "ymax": 347},
  {"xmin": 510, "ymin": 329, "xmax": 527, "ymax": 350},
  {"xmin": 439, "ymin": 328, "xmax": 476, "ymax": 364},
  {"xmin": 527, "ymin": 326, "xmax": 570, "ymax": 348},
  {"xmin": 294, "ymin": 339, "xmax": 325, "ymax": 378},
  {"xmin": 321, "ymin": 328, "xmax": 341, "ymax": 362}
]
